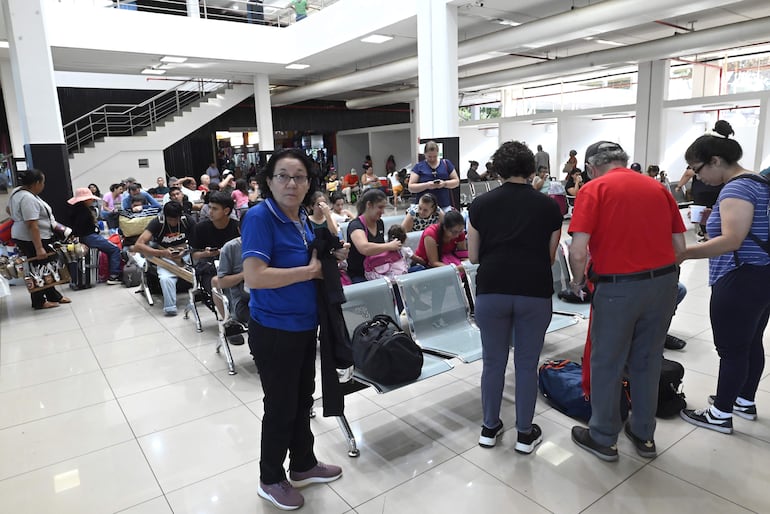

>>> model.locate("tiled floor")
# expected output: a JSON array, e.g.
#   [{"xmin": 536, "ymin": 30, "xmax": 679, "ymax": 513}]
[{"xmin": 1, "ymin": 229, "xmax": 769, "ymax": 513}]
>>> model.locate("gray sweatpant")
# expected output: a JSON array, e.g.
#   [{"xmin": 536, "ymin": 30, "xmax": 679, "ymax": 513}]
[{"xmin": 476, "ymin": 294, "xmax": 552, "ymax": 433}]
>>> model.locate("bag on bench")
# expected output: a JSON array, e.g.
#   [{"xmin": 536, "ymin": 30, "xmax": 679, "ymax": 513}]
[{"xmin": 352, "ymin": 314, "xmax": 423, "ymax": 385}]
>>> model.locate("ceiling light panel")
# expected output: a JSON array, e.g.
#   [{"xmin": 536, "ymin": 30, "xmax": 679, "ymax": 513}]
[
  {"xmin": 361, "ymin": 34, "xmax": 393, "ymax": 44},
  {"xmin": 285, "ymin": 64, "xmax": 310, "ymax": 70},
  {"xmin": 160, "ymin": 56, "xmax": 187, "ymax": 63}
]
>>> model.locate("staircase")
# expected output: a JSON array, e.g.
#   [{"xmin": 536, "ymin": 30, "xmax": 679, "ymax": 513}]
[{"xmin": 66, "ymin": 80, "xmax": 254, "ymax": 187}]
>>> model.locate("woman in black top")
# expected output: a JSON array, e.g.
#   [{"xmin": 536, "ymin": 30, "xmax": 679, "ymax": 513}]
[
  {"xmin": 676, "ymin": 166, "xmax": 723, "ymax": 241},
  {"xmin": 468, "ymin": 141, "xmax": 563, "ymax": 453},
  {"xmin": 68, "ymin": 188, "xmax": 123, "ymax": 285},
  {"xmin": 346, "ymin": 189, "xmax": 401, "ymax": 283}
]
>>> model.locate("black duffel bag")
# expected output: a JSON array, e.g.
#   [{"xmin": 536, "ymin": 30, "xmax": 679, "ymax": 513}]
[{"xmin": 352, "ymin": 314, "xmax": 423, "ymax": 385}]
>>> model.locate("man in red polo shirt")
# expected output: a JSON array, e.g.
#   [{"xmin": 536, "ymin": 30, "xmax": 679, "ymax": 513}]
[{"xmin": 567, "ymin": 141, "xmax": 686, "ymax": 462}]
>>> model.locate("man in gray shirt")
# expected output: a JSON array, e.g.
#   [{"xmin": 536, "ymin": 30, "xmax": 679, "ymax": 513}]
[
  {"xmin": 214, "ymin": 235, "xmax": 250, "ymax": 345},
  {"xmin": 534, "ymin": 145, "xmax": 550, "ymax": 173}
]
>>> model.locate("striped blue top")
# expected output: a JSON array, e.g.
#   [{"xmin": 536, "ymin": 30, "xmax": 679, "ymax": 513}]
[{"xmin": 707, "ymin": 176, "xmax": 770, "ymax": 285}]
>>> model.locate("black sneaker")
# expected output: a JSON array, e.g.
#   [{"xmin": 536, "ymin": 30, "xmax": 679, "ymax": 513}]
[
  {"xmin": 478, "ymin": 421, "xmax": 504, "ymax": 448},
  {"xmin": 624, "ymin": 423, "xmax": 657, "ymax": 458},
  {"xmin": 106, "ymin": 275, "xmax": 122, "ymax": 286},
  {"xmin": 680, "ymin": 407, "xmax": 733, "ymax": 434},
  {"xmin": 708, "ymin": 395, "xmax": 757, "ymax": 421},
  {"xmin": 571, "ymin": 426, "xmax": 618, "ymax": 462},
  {"xmin": 664, "ymin": 334, "xmax": 687, "ymax": 350},
  {"xmin": 514, "ymin": 423, "xmax": 543, "ymax": 454}
]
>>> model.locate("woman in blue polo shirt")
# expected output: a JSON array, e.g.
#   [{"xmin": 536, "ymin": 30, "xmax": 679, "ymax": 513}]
[
  {"xmin": 408, "ymin": 140, "xmax": 460, "ymax": 211},
  {"xmin": 242, "ymin": 148, "xmax": 342, "ymax": 511}
]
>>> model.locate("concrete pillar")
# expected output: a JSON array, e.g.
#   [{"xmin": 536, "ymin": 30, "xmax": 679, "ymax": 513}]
[
  {"xmin": 253, "ymin": 74, "xmax": 274, "ymax": 151},
  {"xmin": 0, "ymin": 60, "xmax": 25, "ymax": 160},
  {"xmin": 416, "ymin": 0, "xmax": 458, "ymax": 139},
  {"xmin": 2, "ymin": 0, "xmax": 73, "ymax": 223},
  {"xmin": 634, "ymin": 60, "xmax": 669, "ymax": 169},
  {"xmin": 755, "ymin": 95, "xmax": 770, "ymax": 171},
  {"xmin": 186, "ymin": 0, "xmax": 200, "ymax": 18}
]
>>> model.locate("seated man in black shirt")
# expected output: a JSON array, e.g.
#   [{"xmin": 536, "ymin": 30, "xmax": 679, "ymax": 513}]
[
  {"xmin": 134, "ymin": 202, "xmax": 191, "ymax": 316},
  {"xmin": 189, "ymin": 192, "xmax": 240, "ymax": 296}
]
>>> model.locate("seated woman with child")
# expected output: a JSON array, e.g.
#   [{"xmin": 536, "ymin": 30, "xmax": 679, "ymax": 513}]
[{"xmin": 346, "ymin": 189, "xmax": 402, "ymax": 283}]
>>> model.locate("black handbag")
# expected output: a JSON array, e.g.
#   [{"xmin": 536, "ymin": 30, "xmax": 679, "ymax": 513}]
[{"xmin": 352, "ymin": 314, "xmax": 423, "ymax": 385}]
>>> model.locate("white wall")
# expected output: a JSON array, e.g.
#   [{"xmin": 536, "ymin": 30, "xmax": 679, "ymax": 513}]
[
  {"xmin": 558, "ymin": 117, "xmax": 635, "ymax": 175},
  {"xmin": 459, "ymin": 125, "xmax": 499, "ymax": 178},
  {"xmin": 71, "ymin": 150, "xmax": 165, "ymax": 192},
  {"xmin": 369, "ymin": 129, "xmax": 411, "ymax": 175},
  {"xmin": 336, "ymin": 133, "xmax": 368, "ymax": 177}
]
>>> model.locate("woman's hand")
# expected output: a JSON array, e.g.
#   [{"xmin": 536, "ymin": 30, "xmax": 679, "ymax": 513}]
[
  {"xmin": 386, "ymin": 239, "xmax": 402, "ymax": 252},
  {"xmin": 332, "ymin": 243, "xmax": 350, "ymax": 261},
  {"xmin": 306, "ymin": 249, "xmax": 323, "ymax": 280},
  {"xmin": 318, "ymin": 201, "xmax": 332, "ymax": 217},
  {"xmin": 35, "ymin": 246, "xmax": 48, "ymax": 258}
]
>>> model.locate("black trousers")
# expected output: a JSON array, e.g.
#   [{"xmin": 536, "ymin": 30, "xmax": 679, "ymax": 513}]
[
  {"xmin": 248, "ymin": 319, "xmax": 318, "ymax": 484},
  {"xmin": 711, "ymin": 264, "xmax": 770, "ymax": 412},
  {"xmin": 14, "ymin": 238, "xmax": 64, "ymax": 308}
]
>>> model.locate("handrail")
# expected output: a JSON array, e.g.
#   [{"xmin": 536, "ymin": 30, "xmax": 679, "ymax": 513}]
[
  {"xmin": 63, "ymin": 78, "xmax": 233, "ymax": 154},
  {"xmin": 108, "ymin": 0, "xmax": 339, "ymax": 27}
]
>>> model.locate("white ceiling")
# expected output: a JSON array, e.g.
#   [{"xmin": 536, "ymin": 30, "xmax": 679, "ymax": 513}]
[{"xmin": 10, "ymin": 0, "xmax": 770, "ymax": 102}]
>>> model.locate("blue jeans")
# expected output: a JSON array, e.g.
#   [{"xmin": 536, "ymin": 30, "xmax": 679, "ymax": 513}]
[
  {"xmin": 476, "ymin": 294, "xmax": 552, "ymax": 433},
  {"xmin": 81, "ymin": 233, "xmax": 121, "ymax": 277},
  {"xmin": 156, "ymin": 259, "xmax": 179, "ymax": 314}
]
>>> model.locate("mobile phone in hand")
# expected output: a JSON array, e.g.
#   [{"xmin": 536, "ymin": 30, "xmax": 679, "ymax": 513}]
[{"xmin": 433, "ymin": 179, "xmax": 441, "ymax": 184}]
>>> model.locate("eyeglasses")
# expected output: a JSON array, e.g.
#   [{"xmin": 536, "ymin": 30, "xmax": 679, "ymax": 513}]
[
  {"xmin": 691, "ymin": 162, "xmax": 707, "ymax": 174},
  {"xmin": 273, "ymin": 174, "xmax": 309, "ymax": 185}
]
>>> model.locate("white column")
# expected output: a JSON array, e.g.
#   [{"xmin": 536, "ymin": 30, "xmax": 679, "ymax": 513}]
[
  {"xmin": 755, "ymin": 95, "xmax": 770, "ymax": 171},
  {"xmin": 634, "ymin": 60, "xmax": 669, "ymax": 168},
  {"xmin": 0, "ymin": 60, "xmax": 25, "ymax": 159},
  {"xmin": 187, "ymin": 0, "xmax": 200, "ymax": 18},
  {"xmin": 3, "ymin": 0, "xmax": 65, "ymax": 145},
  {"xmin": 253, "ymin": 74, "xmax": 274, "ymax": 151},
  {"xmin": 410, "ymin": 99, "xmax": 420, "ymax": 161},
  {"xmin": 416, "ymin": 0, "xmax": 458, "ymax": 139}
]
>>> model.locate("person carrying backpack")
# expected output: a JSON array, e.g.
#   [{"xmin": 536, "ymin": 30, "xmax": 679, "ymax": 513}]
[{"xmin": 678, "ymin": 120, "xmax": 770, "ymax": 434}]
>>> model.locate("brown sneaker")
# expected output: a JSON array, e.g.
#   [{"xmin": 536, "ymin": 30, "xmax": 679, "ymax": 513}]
[
  {"xmin": 258, "ymin": 480, "xmax": 304, "ymax": 511},
  {"xmin": 289, "ymin": 462, "xmax": 342, "ymax": 487}
]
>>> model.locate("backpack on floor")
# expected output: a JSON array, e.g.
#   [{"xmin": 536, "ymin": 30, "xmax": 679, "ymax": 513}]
[
  {"xmin": 657, "ymin": 357, "xmax": 686, "ymax": 418},
  {"xmin": 122, "ymin": 262, "xmax": 142, "ymax": 288},
  {"xmin": 538, "ymin": 359, "xmax": 630, "ymax": 422},
  {"xmin": 352, "ymin": 314, "xmax": 423, "ymax": 385}
]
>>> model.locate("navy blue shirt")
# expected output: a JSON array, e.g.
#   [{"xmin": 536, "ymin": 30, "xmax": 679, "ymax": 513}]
[
  {"xmin": 411, "ymin": 159, "xmax": 455, "ymax": 208},
  {"xmin": 241, "ymin": 198, "xmax": 317, "ymax": 331}
]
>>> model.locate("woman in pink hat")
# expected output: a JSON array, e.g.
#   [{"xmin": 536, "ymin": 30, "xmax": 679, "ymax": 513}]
[{"xmin": 68, "ymin": 187, "xmax": 122, "ymax": 285}]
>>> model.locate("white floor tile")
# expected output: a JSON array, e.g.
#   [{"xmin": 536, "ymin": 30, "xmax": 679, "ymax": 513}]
[
  {"xmin": 0, "ymin": 401, "xmax": 134, "ymax": 480},
  {"xmin": 582, "ymin": 464, "xmax": 752, "ymax": 514},
  {"xmin": 0, "ymin": 370, "xmax": 113, "ymax": 429},
  {"xmin": 138, "ymin": 405, "xmax": 262, "ymax": 492},
  {"xmin": 117, "ymin": 496, "xmax": 173, "ymax": 514},
  {"xmin": 91, "ymin": 332, "xmax": 185, "ymax": 369},
  {"xmin": 166, "ymin": 460, "xmax": 351, "ymax": 514},
  {"xmin": 463, "ymin": 416, "xmax": 645, "ymax": 514},
  {"xmin": 119, "ymin": 374, "xmax": 242, "ymax": 436},
  {"xmin": 82, "ymin": 316, "xmax": 166, "ymax": 345},
  {"xmin": 652, "ymin": 428, "xmax": 770, "ymax": 513},
  {"xmin": 355, "ymin": 456, "xmax": 550, "ymax": 514},
  {"xmin": 0, "ymin": 440, "xmax": 162, "ymax": 514},
  {"xmin": 0, "ymin": 347, "xmax": 100, "ymax": 393},
  {"xmin": 314, "ymin": 410, "xmax": 457, "ymax": 507},
  {"xmin": 0, "ymin": 328, "xmax": 90, "ymax": 364},
  {"xmin": 103, "ymin": 349, "xmax": 210, "ymax": 398}
]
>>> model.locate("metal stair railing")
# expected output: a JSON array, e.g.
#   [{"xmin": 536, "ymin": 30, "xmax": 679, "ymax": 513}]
[{"xmin": 63, "ymin": 79, "xmax": 233, "ymax": 154}]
